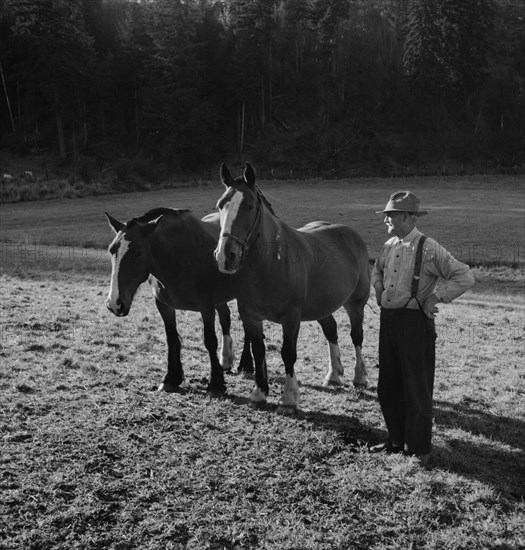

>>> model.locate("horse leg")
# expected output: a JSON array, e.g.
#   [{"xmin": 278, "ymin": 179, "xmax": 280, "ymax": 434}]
[
  {"xmin": 238, "ymin": 321, "xmax": 254, "ymax": 377},
  {"xmin": 216, "ymin": 303, "xmax": 234, "ymax": 373},
  {"xmin": 201, "ymin": 304, "xmax": 227, "ymax": 398},
  {"xmin": 155, "ymin": 298, "xmax": 184, "ymax": 393},
  {"xmin": 277, "ymin": 316, "xmax": 301, "ymax": 415},
  {"xmin": 239, "ymin": 307, "xmax": 268, "ymax": 407},
  {"xmin": 318, "ymin": 315, "xmax": 345, "ymax": 387},
  {"xmin": 344, "ymin": 297, "xmax": 368, "ymax": 387}
]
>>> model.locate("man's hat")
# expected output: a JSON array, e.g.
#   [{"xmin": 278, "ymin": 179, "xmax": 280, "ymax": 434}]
[{"xmin": 376, "ymin": 191, "xmax": 428, "ymax": 216}]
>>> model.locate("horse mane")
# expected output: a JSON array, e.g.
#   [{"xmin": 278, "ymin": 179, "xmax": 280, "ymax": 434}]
[
  {"xmin": 255, "ymin": 185, "xmax": 277, "ymax": 217},
  {"xmin": 128, "ymin": 207, "xmax": 191, "ymax": 225}
]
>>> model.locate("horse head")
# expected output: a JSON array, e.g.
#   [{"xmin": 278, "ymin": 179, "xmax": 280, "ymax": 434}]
[
  {"xmin": 105, "ymin": 212, "xmax": 162, "ymax": 316},
  {"xmin": 214, "ymin": 163, "xmax": 262, "ymax": 274}
]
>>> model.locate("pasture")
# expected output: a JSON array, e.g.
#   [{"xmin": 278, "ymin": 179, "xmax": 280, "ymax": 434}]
[{"xmin": 1, "ymin": 176, "xmax": 524, "ymax": 549}]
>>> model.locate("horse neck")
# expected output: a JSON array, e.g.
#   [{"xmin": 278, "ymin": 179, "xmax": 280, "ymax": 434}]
[
  {"xmin": 260, "ymin": 203, "xmax": 280, "ymax": 238},
  {"xmin": 149, "ymin": 213, "xmax": 206, "ymax": 276},
  {"xmin": 245, "ymin": 202, "xmax": 282, "ymax": 264}
]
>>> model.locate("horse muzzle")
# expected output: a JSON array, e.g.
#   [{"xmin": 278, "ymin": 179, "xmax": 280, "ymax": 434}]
[
  {"xmin": 214, "ymin": 238, "xmax": 242, "ymax": 274},
  {"xmin": 106, "ymin": 297, "xmax": 129, "ymax": 317}
]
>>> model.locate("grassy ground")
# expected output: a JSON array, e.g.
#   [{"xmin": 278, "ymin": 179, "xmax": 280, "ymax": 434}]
[
  {"xmin": 1, "ymin": 258, "xmax": 523, "ymax": 549},
  {"xmin": 1, "ymin": 178, "xmax": 524, "ymax": 549},
  {"xmin": 1, "ymin": 174, "xmax": 523, "ymax": 266}
]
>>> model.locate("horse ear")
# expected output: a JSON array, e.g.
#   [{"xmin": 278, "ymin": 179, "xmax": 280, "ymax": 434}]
[
  {"xmin": 143, "ymin": 215, "xmax": 163, "ymax": 236},
  {"xmin": 244, "ymin": 163, "xmax": 255, "ymax": 187},
  {"xmin": 220, "ymin": 163, "xmax": 234, "ymax": 187},
  {"xmin": 105, "ymin": 212, "xmax": 125, "ymax": 234}
]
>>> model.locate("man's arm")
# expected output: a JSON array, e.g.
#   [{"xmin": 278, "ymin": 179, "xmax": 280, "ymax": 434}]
[
  {"xmin": 371, "ymin": 250, "xmax": 385, "ymax": 307},
  {"xmin": 423, "ymin": 241, "xmax": 475, "ymax": 315}
]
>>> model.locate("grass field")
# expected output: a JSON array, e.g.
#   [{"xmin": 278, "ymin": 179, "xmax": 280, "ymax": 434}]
[
  {"xmin": 1, "ymin": 174, "xmax": 523, "ymax": 266},
  {"xmin": 0, "ymin": 176, "xmax": 524, "ymax": 549}
]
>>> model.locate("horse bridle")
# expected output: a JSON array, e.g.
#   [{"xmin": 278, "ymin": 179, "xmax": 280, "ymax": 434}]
[{"xmin": 220, "ymin": 190, "xmax": 262, "ymax": 260}]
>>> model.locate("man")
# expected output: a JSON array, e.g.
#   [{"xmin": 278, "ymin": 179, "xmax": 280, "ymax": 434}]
[{"xmin": 370, "ymin": 191, "xmax": 475, "ymax": 467}]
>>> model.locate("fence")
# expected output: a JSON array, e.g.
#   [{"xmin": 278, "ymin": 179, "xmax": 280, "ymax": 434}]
[{"xmin": 2, "ymin": 158, "xmax": 524, "ymax": 185}]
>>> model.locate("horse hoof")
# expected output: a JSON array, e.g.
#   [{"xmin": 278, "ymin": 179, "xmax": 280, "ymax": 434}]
[
  {"xmin": 353, "ymin": 380, "xmax": 367, "ymax": 389},
  {"xmin": 158, "ymin": 382, "xmax": 182, "ymax": 393},
  {"xmin": 277, "ymin": 404, "xmax": 297, "ymax": 416},
  {"xmin": 322, "ymin": 378, "xmax": 343, "ymax": 388},
  {"xmin": 240, "ymin": 370, "xmax": 255, "ymax": 380},
  {"xmin": 248, "ymin": 400, "xmax": 267, "ymax": 410},
  {"xmin": 221, "ymin": 361, "xmax": 234, "ymax": 373},
  {"xmin": 206, "ymin": 389, "xmax": 226, "ymax": 399}
]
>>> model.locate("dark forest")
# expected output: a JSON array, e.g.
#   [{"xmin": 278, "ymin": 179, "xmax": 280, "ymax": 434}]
[{"xmin": 1, "ymin": 0, "xmax": 524, "ymax": 176}]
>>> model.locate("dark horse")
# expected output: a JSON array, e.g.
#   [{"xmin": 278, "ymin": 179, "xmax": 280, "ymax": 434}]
[
  {"xmin": 214, "ymin": 164, "xmax": 370, "ymax": 413},
  {"xmin": 105, "ymin": 208, "xmax": 253, "ymax": 396}
]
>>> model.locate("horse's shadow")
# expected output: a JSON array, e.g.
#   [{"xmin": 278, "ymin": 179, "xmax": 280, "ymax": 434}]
[
  {"xmin": 239, "ymin": 390, "xmax": 523, "ymax": 499},
  {"xmin": 300, "ymin": 398, "xmax": 524, "ymax": 499},
  {"xmin": 163, "ymin": 378, "xmax": 525, "ymax": 500}
]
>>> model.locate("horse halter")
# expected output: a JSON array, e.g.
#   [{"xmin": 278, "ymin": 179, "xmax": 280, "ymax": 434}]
[{"xmin": 220, "ymin": 190, "xmax": 262, "ymax": 260}]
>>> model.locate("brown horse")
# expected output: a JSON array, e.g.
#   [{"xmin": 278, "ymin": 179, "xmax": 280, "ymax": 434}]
[
  {"xmin": 214, "ymin": 164, "xmax": 370, "ymax": 413},
  {"xmin": 105, "ymin": 208, "xmax": 253, "ymax": 396}
]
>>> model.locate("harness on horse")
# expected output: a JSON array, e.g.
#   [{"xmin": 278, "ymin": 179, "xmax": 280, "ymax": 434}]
[{"xmin": 220, "ymin": 189, "xmax": 263, "ymax": 261}]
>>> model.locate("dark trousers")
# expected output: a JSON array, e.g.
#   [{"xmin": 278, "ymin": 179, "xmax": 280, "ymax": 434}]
[{"xmin": 378, "ymin": 308, "xmax": 436, "ymax": 455}]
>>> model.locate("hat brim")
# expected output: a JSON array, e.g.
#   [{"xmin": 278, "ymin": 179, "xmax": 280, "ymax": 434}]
[{"xmin": 376, "ymin": 209, "xmax": 428, "ymax": 216}]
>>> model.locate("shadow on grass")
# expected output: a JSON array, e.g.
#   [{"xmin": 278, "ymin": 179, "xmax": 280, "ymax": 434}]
[
  {"xmin": 432, "ymin": 399, "xmax": 525, "ymax": 498},
  {"xmin": 224, "ymin": 386, "xmax": 525, "ymax": 499},
  {"xmin": 153, "ymin": 379, "xmax": 524, "ymax": 499},
  {"xmin": 434, "ymin": 399, "xmax": 524, "ymax": 450}
]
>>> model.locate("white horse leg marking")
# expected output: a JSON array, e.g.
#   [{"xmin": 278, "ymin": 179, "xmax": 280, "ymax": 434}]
[
  {"xmin": 249, "ymin": 386, "xmax": 267, "ymax": 405},
  {"xmin": 248, "ymin": 354, "xmax": 268, "ymax": 406},
  {"xmin": 323, "ymin": 342, "xmax": 344, "ymax": 386},
  {"xmin": 220, "ymin": 334, "xmax": 234, "ymax": 371},
  {"xmin": 106, "ymin": 236, "xmax": 129, "ymax": 312},
  {"xmin": 216, "ymin": 190, "xmax": 244, "ymax": 270},
  {"xmin": 280, "ymin": 374, "xmax": 300, "ymax": 407},
  {"xmin": 352, "ymin": 345, "xmax": 367, "ymax": 387}
]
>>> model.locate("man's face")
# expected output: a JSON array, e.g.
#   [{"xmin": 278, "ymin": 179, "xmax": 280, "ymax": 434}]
[{"xmin": 384, "ymin": 211, "xmax": 407, "ymax": 237}]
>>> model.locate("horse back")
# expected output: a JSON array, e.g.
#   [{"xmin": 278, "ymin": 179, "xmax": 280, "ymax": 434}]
[
  {"xmin": 292, "ymin": 221, "xmax": 370, "ymax": 315},
  {"xmin": 297, "ymin": 221, "xmax": 368, "ymax": 269}
]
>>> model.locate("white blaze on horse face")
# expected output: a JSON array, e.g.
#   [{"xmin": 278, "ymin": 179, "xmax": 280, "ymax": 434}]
[
  {"xmin": 216, "ymin": 189, "xmax": 244, "ymax": 271},
  {"xmin": 107, "ymin": 235, "xmax": 130, "ymax": 312}
]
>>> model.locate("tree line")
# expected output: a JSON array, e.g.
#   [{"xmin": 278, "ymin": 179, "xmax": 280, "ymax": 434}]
[{"xmin": 1, "ymin": 0, "xmax": 523, "ymax": 175}]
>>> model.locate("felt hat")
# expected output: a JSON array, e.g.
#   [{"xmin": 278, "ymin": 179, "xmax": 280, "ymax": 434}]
[{"xmin": 376, "ymin": 191, "xmax": 428, "ymax": 216}]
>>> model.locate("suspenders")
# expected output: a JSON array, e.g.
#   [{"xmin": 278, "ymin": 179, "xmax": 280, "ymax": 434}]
[{"xmin": 410, "ymin": 235, "xmax": 427, "ymax": 310}]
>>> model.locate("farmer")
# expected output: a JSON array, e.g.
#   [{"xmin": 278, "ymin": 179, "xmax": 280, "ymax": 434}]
[{"xmin": 370, "ymin": 191, "xmax": 475, "ymax": 467}]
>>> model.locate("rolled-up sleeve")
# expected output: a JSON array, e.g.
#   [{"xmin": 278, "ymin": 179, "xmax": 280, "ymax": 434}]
[{"xmin": 428, "ymin": 243, "xmax": 475, "ymax": 303}]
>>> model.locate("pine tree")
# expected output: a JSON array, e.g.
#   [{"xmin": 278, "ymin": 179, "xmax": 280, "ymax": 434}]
[
  {"xmin": 403, "ymin": 0, "xmax": 444, "ymax": 90},
  {"xmin": 9, "ymin": 0, "xmax": 95, "ymax": 158}
]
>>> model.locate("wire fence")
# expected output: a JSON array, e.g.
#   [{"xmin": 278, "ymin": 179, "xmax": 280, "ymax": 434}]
[
  {"xmin": 198, "ymin": 162, "xmax": 525, "ymax": 182},
  {"xmin": 1, "ymin": 158, "xmax": 524, "ymax": 185}
]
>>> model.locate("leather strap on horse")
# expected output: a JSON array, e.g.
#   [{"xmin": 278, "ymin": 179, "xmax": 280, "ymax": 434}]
[
  {"xmin": 221, "ymin": 192, "xmax": 262, "ymax": 256},
  {"xmin": 411, "ymin": 235, "xmax": 427, "ymax": 310}
]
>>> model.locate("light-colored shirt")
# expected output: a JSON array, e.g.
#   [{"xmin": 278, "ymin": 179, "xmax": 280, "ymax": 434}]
[{"xmin": 371, "ymin": 228, "xmax": 475, "ymax": 310}]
